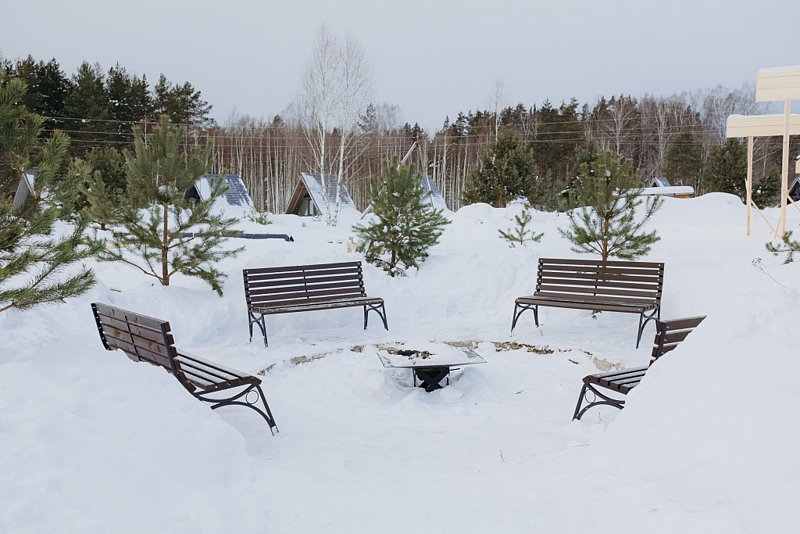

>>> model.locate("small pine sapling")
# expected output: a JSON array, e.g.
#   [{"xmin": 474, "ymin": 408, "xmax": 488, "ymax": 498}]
[
  {"xmin": 354, "ymin": 160, "xmax": 449, "ymax": 277},
  {"xmin": 498, "ymin": 203, "xmax": 543, "ymax": 247},
  {"xmin": 766, "ymin": 231, "xmax": 800, "ymax": 264},
  {"xmin": 559, "ymin": 151, "xmax": 662, "ymax": 261},
  {"xmin": 94, "ymin": 117, "xmax": 242, "ymax": 295}
]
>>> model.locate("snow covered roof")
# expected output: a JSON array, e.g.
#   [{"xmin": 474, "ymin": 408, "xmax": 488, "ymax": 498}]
[
  {"xmin": 186, "ymin": 174, "xmax": 253, "ymax": 208},
  {"xmin": 648, "ymin": 176, "xmax": 671, "ymax": 188},
  {"xmin": 286, "ymin": 172, "xmax": 358, "ymax": 215},
  {"xmin": 419, "ymin": 175, "xmax": 448, "ymax": 211},
  {"xmin": 640, "ymin": 186, "xmax": 695, "ymax": 197},
  {"xmin": 12, "ymin": 170, "xmax": 37, "ymax": 213}
]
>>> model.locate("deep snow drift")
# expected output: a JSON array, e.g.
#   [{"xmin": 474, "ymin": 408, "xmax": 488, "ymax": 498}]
[{"xmin": 2, "ymin": 194, "xmax": 798, "ymax": 533}]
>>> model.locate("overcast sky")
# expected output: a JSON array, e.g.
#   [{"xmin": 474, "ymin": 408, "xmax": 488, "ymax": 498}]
[{"xmin": 3, "ymin": 0, "xmax": 799, "ymax": 130}]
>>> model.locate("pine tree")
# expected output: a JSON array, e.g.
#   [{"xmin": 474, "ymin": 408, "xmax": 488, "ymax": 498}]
[
  {"xmin": 0, "ymin": 76, "xmax": 100, "ymax": 313},
  {"xmin": 664, "ymin": 130, "xmax": 703, "ymax": 189},
  {"xmin": 559, "ymin": 151, "xmax": 662, "ymax": 261},
  {"xmin": 93, "ymin": 116, "xmax": 241, "ymax": 295},
  {"xmin": 153, "ymin": 75, "xmax": 212, "ymax": 127},
  {"xmin": 463, "ymin": 129, "xmax": 538, "ymax": 207},
  {"xmin": 354, "ymin": 160, "xmax": 450, "ymax": 277},
  {"xmin": 702, "ymin": 138, "xmax": 747, "ymax": 199},
  {"xmin": 498, "ymin": 203, "xmax": 543, "ymax": 247}
]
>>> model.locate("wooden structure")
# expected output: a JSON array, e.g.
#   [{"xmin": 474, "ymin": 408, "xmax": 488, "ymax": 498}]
[
  {"xmin": 285, "ymin": 172, "xmax": 357, "ymax": 216},
  {"xmin": 91, "ymin": 302, "xmax": 278, "ymax": 434},
  {"xmin": 243, "ymin": 261, "xmax": 387, "ymax": 347},
  {"xmin": 572, "ymin": 316, "xmax": 705, "ymax": 420},
  {"xmin": 511, "ymin": 258, "xmax": 664, "ymax": 347},
  {"xmin": 726, "ymin": 66, "xmax": 800, "ymax": 236}
]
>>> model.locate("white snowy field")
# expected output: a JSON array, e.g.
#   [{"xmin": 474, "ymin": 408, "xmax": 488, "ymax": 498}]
[{"xmin": 2, "ymin": 194, "xmax": 800, "ymax": 533}]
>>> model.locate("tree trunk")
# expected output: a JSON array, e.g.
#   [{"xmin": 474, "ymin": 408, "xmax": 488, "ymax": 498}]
[{"xmin": 161, "ymin": 200, "xmax": 170, "ymax": 286}]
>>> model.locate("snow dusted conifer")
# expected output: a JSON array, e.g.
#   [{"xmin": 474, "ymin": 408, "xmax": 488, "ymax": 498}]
[
  {"xmin": 0, "ymin": 76, "xmax": 100, "ymax": 313},
  {"xmin": 559, "ymin": 151, "xmax": 661, "ymax": 262},
  {"xmin": 94, "ymin": 116, "xmax": 241, "ymax": 295},
  {"xmin": 354, "ymin": 159, "xmax": 449, "ymax": 277},
  {"xmin": 499, "ymin": 203, "xmax": 543, "ymax": 247}
]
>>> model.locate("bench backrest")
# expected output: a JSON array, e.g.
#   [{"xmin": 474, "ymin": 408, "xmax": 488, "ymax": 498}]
[
  {"xmin": 243, "ymin": 261, "xmax": 368, "ymax": 309},
  {"xmin": 536, "ymin": 258, "xmax": 664, "ymax": 304},
  {"xmin": 650, "ymin": 315, "xmax": 706, "ymax": 365},
  {"xmin": 91, "ymin": 302, "xmax": 192, "ymax": 389}
]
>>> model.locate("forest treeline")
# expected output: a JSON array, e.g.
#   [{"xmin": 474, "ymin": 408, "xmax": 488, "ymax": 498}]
[{"xmin": 5, "ymin": 54, "xmax": 798, "ymax": 213}]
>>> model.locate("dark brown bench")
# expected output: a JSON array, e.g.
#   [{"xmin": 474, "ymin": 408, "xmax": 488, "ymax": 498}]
[
  {"xmin": 91, "ymin": 302, "xmax": 278, "ymax": 434},
  {"xmin": 511, "ymin": 257, "xmax": 665, "ymax": 347},
  {"xmin": 572, "ymin": 315, "xmax": 705, "ymax": 420},
  {"xmin": 243, "ymin": 261, "xmax": 388, "ymax": 347}
]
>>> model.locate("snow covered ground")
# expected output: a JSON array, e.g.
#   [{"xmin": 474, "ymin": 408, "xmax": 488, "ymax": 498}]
[{"xmin": 2, "ymin": 194, "xmax": 799, "ymax": 533}]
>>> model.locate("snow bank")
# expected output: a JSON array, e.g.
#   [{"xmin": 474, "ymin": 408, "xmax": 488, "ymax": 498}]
[{"xmin": 601, "ymin": 263, "xmax": 800, "ymax": 532}]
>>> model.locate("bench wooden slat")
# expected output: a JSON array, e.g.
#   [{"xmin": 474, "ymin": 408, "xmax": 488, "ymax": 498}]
[
  {"xmin": 537, "ymin": 271, "xmax": 663, "ymax": 285},
  {"xmin": 93, "ymin": 302, "xmax": 166, "ymax": 331},
  {"xmin": 539, "ymin": 257, "xmax": 665, "ymax": 268},
  {"xmin": 536, "ymin": 284, "xmax": 661, "ymax": 299},
  {"xmin": 244, "ymin": 262, "xmax": 362, "ymax": 276},
  {"xmin": 536, "ymin": 277, "xmax": 660, "ymax": 291}
]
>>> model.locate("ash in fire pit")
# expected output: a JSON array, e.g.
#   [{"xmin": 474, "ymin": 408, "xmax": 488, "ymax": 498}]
[{"xmin": 385, "ymin": 347, "xmax": 433, "ymax": 359}]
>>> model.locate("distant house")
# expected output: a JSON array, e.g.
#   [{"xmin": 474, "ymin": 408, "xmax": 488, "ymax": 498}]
[
  {"xmin": 12, "ymin": 170, "xmax": 37, "ymax": 213},
  {"xmin": 643, "ymin": 176, "xmax": 694, "ymax": 198},
  {"xmin": 184, "ymin": 174, "xmax": 253, "ymax": 209},
  {"xmin": 647, "ymin": 176, "xmax": 671, "ymax": 188},
  {"xmin": 285, "ymin": 172, "xmax": 358, "ymax": 216}
]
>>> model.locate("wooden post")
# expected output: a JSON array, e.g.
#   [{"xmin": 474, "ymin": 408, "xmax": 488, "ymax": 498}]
[
  {"xmin": 779, "ymin": 98, "xmax": 791, "ymax": 237},
  {"xmin": 747, "ymin": 136, "xmax": 753, "ymax": 236}
]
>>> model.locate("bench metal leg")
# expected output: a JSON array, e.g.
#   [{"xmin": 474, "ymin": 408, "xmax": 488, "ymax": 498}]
[
  {"xmin": 248, "ymin": 310, "xmax": 268, "ymax": 347},
  {"xmin": 364, "ymin": 303, "xmax": 388, "ymax": 331},
  {"xmin": 636, "ymin": 307, "xmax": 659, "ymax": 348},
  {"xmin": 511, "ymin": 302, "xmax": 538, "ymax": 333},
  {"xmin": 573, "ymin": 382, "xmax": 626, "ymax": 421},
  {"xmin": 200, "ymin": 384, "xmax": 279, "ymax": 435}
]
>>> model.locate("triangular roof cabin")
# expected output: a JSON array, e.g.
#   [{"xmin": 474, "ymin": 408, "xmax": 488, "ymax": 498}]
[
  {"xmin": 647, "ymin": 176, "xmax": 671, "ymax": 188},
  {"xmin": 285, "ymin": 172, "xmax": 357, "ymax": 216},
  {"xmin": 12, "ymin": 170, "xmax": 37, "ymax": 213},
  {"xmin": 184, "ymin": 174, "xmax": 253, "ymax": 209},
  {"xmin": 419, "ymin": 175, "xmax": 448, "ymax": 211}
]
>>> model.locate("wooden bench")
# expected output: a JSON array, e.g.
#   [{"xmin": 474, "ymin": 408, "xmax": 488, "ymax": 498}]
[
  {"xmin": 572, "ymin": 315, "xmax": 705, "ymax": 420},
  {"xmin": 91, "ymin": 302, "xmax": 278, "ymax": 434},
  {"xmin": 511, "ymin": 257, "xmax": 665, "ymax": 347},
  {"xmin": 243, "ymin": 261, "xmax": 388, "ymax": 347}
]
